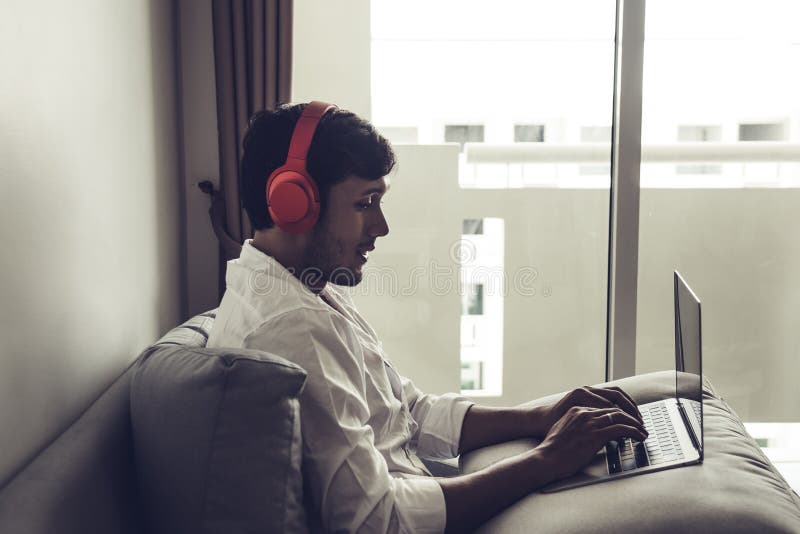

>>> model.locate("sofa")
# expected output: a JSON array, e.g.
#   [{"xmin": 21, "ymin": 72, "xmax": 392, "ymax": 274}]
[{"xmin": 1, "ymin": 311, "xmax": 799, "ymax": 533}]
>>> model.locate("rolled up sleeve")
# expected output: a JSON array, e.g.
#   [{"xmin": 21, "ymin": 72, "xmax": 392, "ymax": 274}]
[
  {"xmin": 402, "ymin": 377, "xmax": 474, "ymax": 459},
  {"xmin": 245, "ymin": 309, "xmax": 448, "ymax": 533}
]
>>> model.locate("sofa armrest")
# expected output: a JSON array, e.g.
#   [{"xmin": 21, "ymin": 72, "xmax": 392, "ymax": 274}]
[{"xmin": 460, "ymin": 371, "xmax": 800, "ymax": 534}]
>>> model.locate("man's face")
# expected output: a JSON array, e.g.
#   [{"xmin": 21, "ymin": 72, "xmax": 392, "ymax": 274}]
[{"xmin": 301, "ymin": 174, "xmax": 390, "ymax": 287}]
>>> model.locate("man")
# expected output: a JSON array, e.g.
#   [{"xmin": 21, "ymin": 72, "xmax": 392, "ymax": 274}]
[{"xmin": 207, "ymin": 102, "xmax": 648, "ymax": 533}]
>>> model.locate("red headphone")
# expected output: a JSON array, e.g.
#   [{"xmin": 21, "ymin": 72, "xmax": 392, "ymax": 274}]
[{"xmin": 266, "ymin": 101, "xmax": 336, "ymax": 234}]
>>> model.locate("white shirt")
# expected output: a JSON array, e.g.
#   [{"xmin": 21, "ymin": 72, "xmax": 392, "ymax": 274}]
[{"xmin": 207, "ymin": 241, "xmax": 474, "ymax": 533}]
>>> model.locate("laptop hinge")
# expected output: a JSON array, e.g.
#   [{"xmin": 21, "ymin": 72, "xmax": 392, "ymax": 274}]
[{"xmin": 676, "ymin": 401, "xmax": 701, "ymax": 454}]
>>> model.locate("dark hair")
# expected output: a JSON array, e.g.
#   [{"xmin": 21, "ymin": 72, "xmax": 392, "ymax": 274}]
[{"xmin": 240, "ymin": 103, "xmax": 396, "ymax": 230}]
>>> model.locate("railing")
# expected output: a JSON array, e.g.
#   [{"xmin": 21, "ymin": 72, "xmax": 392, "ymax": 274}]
[{"xmin": 465, "ymin": 142, "xmax": 800, "ymax": 164}]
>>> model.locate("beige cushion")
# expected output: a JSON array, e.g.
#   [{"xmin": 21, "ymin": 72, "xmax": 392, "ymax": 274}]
[{"xmin": 460, "ymin": 371, "xmax": 800, "ymax": 533}]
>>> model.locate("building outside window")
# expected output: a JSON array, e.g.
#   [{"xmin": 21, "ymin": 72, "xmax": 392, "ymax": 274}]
[
  {"xmin": 676, "ymin": 125, "xmax": 722, "ymax": 175},
  {"xmin": 370, "ymin": 1, "xmax": 800, "ymax": 464},
  {"xmin": 580, "ymin": 125, "xmax": 611, "ymax": 176}
]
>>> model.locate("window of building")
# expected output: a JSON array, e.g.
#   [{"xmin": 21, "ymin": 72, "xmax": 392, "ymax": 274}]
[
  {"xmin": 461, "ymin": 361, "xmax": 484, "ymax": 391},
  {"xmin": 462, "ymin": 218, "xmax": 484, "ymax": 235},
  {"xmin": 739, "ymin": 122, "xmax": 787, "ymax": 142},
  {"xmin": 737, "ymin": 121, "xmax": 788, "ymax": 185},
  {"xmin": 514, "ymin": 124, "xmax": 545, "ymax": 142},
  {"xmin": 445, "ymin": 124, "xmax": 485, "ymax": 152},
  {"xmin": 459, "ymin": 218, "xmax": 505, "ymax": 396},
  {"xmin": 461, "ymin": 283, "xmax": 484, "ymax": 315}
]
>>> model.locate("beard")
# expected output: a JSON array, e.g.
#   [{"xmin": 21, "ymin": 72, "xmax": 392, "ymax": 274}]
[{"xmin": 300, "ymin": 223, "xmax": 362, "ymax": 288}]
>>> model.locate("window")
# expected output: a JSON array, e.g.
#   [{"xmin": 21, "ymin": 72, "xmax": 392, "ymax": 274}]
[
  {"xmin": 445, "ymin": 124, "xmax": 484, "ymax": 151},
  {"xmin": 637, "ymin": 0, "xmax": 800, "ymax": 430},
  {"xmin": 739, "ymin": 123, "xmax": 787, "ymax": 142},
  {"xmin": 736, "ymin": 121, "xmax": 789, "ymax": 185},
  {"xmin": 460, "ymin": 361, "xmax": 484, "ymax": 391},
  {"xmin": 458, "ymin": 218, "xmax": 505, "ymax": 395},
  {"xmin": 678, "ymin": 125, "xmax": 721, "ymax": 143},
  {"xmin": 461, "ymin": 283, "xmax": 484, "ymax": 315},
  {"xmin": 372, "ymin": 0, "xmax": 613, "ymax": 401},
  {"xmin": 514, "ymin": 124, "xmax": 545, "ymax": 143},
  {"xmin": 367, "ymin": 0, "xmax": 799, "ymax": 443},
  {"xmin": 462, "ymin": 218, "xmax": 484, "ymax": 235}
]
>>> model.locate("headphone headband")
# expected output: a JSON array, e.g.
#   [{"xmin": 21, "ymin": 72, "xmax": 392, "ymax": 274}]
[{"xmin": 286, "ymin": 101, "xmax": 335, "ymax": 163}]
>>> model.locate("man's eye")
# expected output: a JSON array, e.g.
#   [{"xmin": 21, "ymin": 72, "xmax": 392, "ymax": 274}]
[{"xmin": 357, "ymin": 196, "xmax": 385, "ymax": 210}]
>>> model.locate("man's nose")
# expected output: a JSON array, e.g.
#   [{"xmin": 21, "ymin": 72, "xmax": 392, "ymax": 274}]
[{"xmin": 370, "ymin": 208, "xmax": 389, "ymax": 238}]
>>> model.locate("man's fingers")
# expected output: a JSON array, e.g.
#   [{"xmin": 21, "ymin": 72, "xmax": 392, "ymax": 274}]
[
  {"xmin": 588, "ymin": 408, "xmax": 648, "ymax": 436},
  {"xmin": 605, "ymin": 385, "xmax": 636, "ymax": 401},
  {"xmin": 585, "ymin": 385, "xmax": 643, "ymax": 423},
  {"xmin": 604, "ymin": 386, "xmax": 640, "ymax": 412},
  {"xmin": 573, "ymin": 386, "xmax": 644, "ymax": 425},
  {"xmin": 572, "ymin": 388, "xmax": 615, "ymax": 411},
  {"xmin": 585, "ymin": 386, "xmax": 639, "ymax": 416},
  {"xmin": 600, "ymin": 423, "xmax": 648, "ymax": 442}
]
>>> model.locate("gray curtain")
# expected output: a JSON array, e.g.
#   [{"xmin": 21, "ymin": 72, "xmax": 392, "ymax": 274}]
[{"xmin": 210, "ymin": 0, "xmax": 293, "ymax": 292}]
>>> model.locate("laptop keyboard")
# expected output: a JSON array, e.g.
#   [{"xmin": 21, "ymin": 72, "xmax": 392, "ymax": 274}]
[
  {"xmin": 606, "ymin": 402, "xmax": 685, "ymax": 473},
  {"xmin": 691, "ymin": 399, "xmax": 702, "ymax": 423}
]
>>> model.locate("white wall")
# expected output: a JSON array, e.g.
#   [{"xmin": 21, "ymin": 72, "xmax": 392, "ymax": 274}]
[
  {"xmin": 292, "ymin": 0, "xmax": 371, "ymax": 118},
  {"xmin": 0, "ymin": 0, "xmax": 182, "ymax": 484},
  {"xmin": 176, "ymin": 0, "xmax": 221, "ymax": 316}
]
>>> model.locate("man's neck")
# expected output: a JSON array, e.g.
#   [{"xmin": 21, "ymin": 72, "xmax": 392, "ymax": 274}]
[{"xmin": 251, "ymin": 231, "xmax": 326, "ymax": 294}]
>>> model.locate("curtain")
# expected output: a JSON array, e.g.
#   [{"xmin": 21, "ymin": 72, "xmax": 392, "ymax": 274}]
[{"xmin": 209, "ymin": 0, "xmax": 293, "ymax": 293}]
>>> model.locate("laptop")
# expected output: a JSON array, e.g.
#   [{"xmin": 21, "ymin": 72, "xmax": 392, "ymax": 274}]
[{"xmin": 542, "ymin": 271, "xmax": 704, "ymax": 492}]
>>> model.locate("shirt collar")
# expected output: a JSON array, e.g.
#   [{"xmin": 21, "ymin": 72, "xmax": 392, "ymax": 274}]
[
  {"xmin": 237, "ymin": 240, "xmax": 335, "ymax": 306},
  {"xmin": 238, "ymin": 240, "xmax": 294, "ymax": 280}
]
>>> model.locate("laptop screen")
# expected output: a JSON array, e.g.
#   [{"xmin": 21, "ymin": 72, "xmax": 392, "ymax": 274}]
[{"xmin": 674, "ymin": 271, "xmax": 703, "ymax": 454}]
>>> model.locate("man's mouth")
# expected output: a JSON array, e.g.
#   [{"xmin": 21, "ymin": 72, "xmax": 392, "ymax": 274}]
[{"xmin": 356, "ymin": 243, "xmax": 375, "ymax": 262}]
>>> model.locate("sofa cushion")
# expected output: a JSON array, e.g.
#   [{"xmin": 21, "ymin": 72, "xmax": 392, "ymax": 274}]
[
  {"xmin": 131, "ymin": 344, "xmax": 309, "ymax": 534},
  {"xmin": 460, "ymin": 371, "xmax": 800, "ymax": 534},
  {"xmin": 153, "ymin": 309, "xmax": 216, "ymax": 347}
]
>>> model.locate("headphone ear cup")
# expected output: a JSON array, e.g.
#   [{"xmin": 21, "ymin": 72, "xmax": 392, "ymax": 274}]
[
  {"xmin": 266, "ymin": 170, "xmax": 320, "ymax": 234},
  {"xmin": 264, "ymin": 101, "xmax": 334, "ymax": 234}
]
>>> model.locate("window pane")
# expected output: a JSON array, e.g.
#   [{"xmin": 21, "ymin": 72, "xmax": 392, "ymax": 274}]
[
  {"xmin": 461, "ymin": 283, "xmax": 484, "ymax": 315},
  {"xmin": 514, "ymin": 124, "xmax": 545, "ymax": 143},
  {"xmin": 637, "ymin": 0, "xmax": 800, "ymax": 423},
  {"xmin": 462, "ymin": 218, "xmax": 484, "ymax": 235},
  {"xmin": 445, "ymin": 124, "xmax": 485, "ymax": 152},
  {"xmin": 738, "ymin": 123, "xmax": 787, "ymax": 142},
  {"xmin": 368, "ymin": 0, "xmax": 616, "ymax": 403},
  {"xmin": 461, "ymin": 361, "xmax": 484, "ymax": 391}
]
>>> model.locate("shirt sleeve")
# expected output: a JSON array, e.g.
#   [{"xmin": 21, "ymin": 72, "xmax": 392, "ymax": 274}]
[
  {"xmin": 400, "ymin": 375, "xmax": 474, "ymax": 459},
  {"xmin": 244, "ymin": 308, "xmax": 448, "ymax": 534}
]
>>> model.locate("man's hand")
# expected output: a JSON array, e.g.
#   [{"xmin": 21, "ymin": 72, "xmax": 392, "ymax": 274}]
[
  {"xmin": 441, "ymin": 404, "xmax": 649, "ymax": 532},
  {"xmin": 528, "ymin": 385, "xmax": 644, "ymax": 437},
  {"xmin": 536, "ymin": 406, "xmax": 649, "ymax": 480}
]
